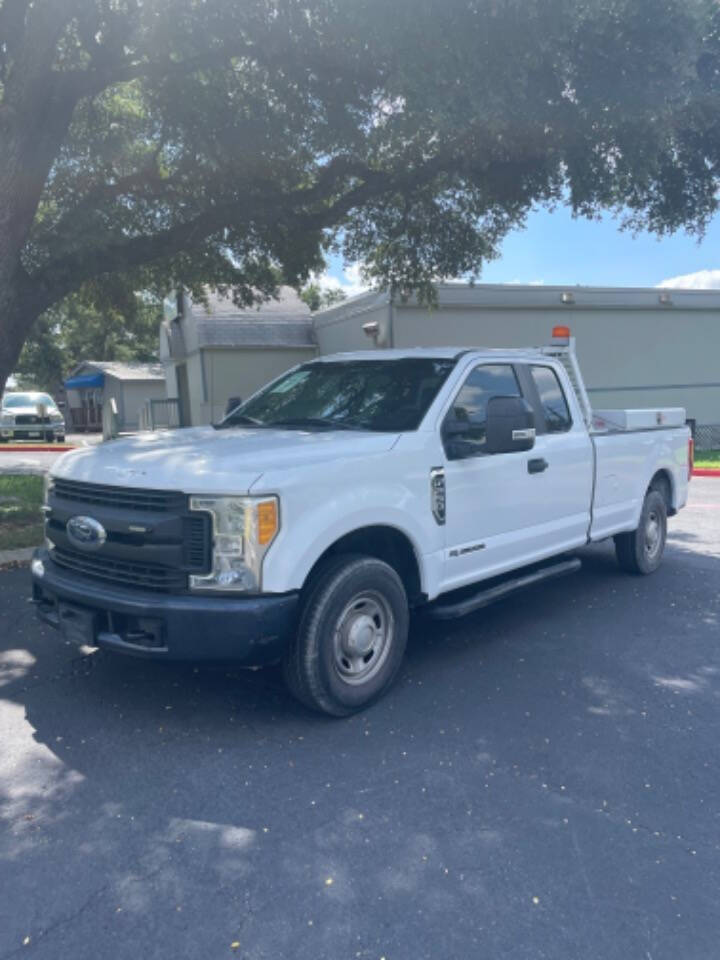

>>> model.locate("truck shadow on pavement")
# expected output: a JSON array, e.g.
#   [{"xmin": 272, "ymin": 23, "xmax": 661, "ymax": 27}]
[
  {"xmin": 2, "ymin": 537, "xmax": 720, "ymax": 958},
  {"xmin": 2, "ymin": 538, "xmax": 719, "ymax": 770}
]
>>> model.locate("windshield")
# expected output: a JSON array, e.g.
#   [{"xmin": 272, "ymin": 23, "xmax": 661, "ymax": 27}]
[
  {"xmin": 217, "ymin": 358, "xmax": 457, "ymax": 432},
  {"xmin": 2, "ymin": 393, "xmax": 56, "ymax": 409}
]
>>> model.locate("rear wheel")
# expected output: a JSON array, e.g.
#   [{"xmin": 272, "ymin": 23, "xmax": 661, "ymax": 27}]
[
  {"xmin": 282, "ymin": 554, "xmax": 409, "ymax": 716},
  {"xmin": 614, "ymin": 489, "xmax": 667, "ymax": 575}
]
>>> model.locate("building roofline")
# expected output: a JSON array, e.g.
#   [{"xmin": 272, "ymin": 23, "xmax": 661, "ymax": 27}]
[
  {"xmin": 67, "ymin": 361, "xmax": 165, "ymax": 381},
  {"xmin": 313, "ymin": 282, "xmax": 720, "ymax": 321}
]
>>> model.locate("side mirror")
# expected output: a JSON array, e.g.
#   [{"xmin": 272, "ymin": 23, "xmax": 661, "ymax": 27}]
[
  {"xmin": 486, "ymin": 396, "xmax": 536, "ymax": 454},
  {"xmin": 442, "ymin": 418, "xmax": 477, "ymax": 460}
]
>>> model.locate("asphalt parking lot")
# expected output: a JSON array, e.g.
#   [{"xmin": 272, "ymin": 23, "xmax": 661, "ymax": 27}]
[{"xmin": 1, "ymin": 479, "xmax": 719, "ymax": 960}]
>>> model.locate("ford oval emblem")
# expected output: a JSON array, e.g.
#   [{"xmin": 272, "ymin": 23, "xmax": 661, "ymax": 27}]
[{"xmin": 66, "ymin": 516, "xmax": 107, "ymax": 551}]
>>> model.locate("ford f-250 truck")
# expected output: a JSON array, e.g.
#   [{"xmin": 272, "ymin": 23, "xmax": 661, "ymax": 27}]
[{"xmin": 31, "ymin": 328, "xmax": 691, "ymax": 715}]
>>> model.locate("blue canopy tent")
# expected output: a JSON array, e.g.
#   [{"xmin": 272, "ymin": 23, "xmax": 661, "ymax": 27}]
[
  {"xmin": 63, "ymin": 372, "xmax": 105, "ymax": 390},
  {"xmin": 64, "ymin": 370, "xmax": 105, "ymax": 430}
]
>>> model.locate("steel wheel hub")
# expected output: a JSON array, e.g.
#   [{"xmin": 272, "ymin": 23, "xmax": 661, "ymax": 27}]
[
  {"xmin": 333, "ymin": 592, "xmax": 394, "ymax": 685},
  {"xmin": 345, "ymin": 614, "xmax": 377, "ymax": 656},
  {"xmin": 645, "ymin": 510, "xmax": 662, "ymax": 556}
]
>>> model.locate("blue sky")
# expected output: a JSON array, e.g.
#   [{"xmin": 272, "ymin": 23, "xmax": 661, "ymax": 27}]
[{"xmin": 323, "ymin": 205, "xmax": 720, "ymax": 293}]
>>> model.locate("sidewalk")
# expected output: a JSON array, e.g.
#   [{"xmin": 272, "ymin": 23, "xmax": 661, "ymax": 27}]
[
  {"xmin": 0, "ymin": 546, "xmax": 35, "ymax": 570},
  {"xmin": 0, "ymin": 433, "xmax": 102, "ymax": 475}
]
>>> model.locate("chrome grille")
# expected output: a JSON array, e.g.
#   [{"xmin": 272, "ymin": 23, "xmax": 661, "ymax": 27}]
[{"xmin": 16, "ymin": 415, "xmax": 51, "ymax": 425}]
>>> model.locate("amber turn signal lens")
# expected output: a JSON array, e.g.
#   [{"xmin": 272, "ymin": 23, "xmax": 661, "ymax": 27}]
[
  {"xmin": 552, "ymin": 325, "xmax": 571, "ymax": 339},
  {"xmin": 257, "ymin": 500, "xmax": 278, "ymax": 545}
]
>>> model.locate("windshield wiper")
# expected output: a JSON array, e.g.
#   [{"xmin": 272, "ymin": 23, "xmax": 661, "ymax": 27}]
[{"xmin": 267, "ymin": 417, "xmax": 364, "ymax": 431}]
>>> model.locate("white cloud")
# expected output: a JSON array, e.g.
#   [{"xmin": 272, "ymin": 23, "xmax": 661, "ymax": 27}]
[
  {"xmin": 312, "ymin": 263, "xmax": 369, "ymax": 299},
  {"xmin": 657, "ymin": 269, "xmax": 720, "ymax": 289}
]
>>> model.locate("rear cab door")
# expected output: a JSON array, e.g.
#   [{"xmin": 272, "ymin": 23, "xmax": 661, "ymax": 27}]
[
  {"xmin": 437, "ymin": 357, "xmax": 593, "ymax": 593},
  {"xmin": 519, "ymin": 359, "xmax": 595, "ymax": 550}
]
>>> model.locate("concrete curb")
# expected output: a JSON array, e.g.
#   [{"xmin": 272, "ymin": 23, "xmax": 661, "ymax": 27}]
[
  {"xmin": 693, "ymin": 468, "xmax": 720, "ymax": 477},
  {"xmin": 0, "ymin": 547, "xmax": 35, "ymax": 571}
]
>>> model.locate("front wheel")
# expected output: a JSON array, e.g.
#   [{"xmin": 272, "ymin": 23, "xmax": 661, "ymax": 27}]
[
  {"xmin": 614, "ymin": 488, "xmax": 667, "ymax": 575},
  {"xmin": 282, "ymin": 554, "xmax": 409, "ymax": 716}
]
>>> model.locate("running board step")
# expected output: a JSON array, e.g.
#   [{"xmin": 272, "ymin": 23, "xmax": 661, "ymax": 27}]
[{"xmin": 427, "ymin": 558, "xmax": 582, "ymax": 621}]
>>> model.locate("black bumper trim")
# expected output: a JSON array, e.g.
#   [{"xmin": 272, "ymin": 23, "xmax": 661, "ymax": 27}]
[{"xmin": 31, "ymin": 549, "xmax": 298, "ymax": 663}]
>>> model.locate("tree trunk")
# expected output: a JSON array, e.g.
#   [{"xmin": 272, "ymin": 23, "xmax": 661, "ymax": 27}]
[
  {"xmin": 0, "ymin": 4, "xmax": 86, "ymax": 394},
  {"xmin": 0, "ymin": 267, "xmax": 43, "ymax": 395},
  {"xmin": 0, "ymin": 83, "xmax": 79, "ymax": 393},
  {"xmin": 0, "ymin": 104, "xmax": 73, "ymax": 392},
  {"xmin": 0, "ymin": 116, "xmax": 46, "ymax": 393}
]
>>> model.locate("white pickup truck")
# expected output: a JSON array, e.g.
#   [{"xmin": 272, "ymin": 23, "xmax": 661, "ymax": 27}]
[{"xmin": 32, "ymin": 328, "xmax": 692, "ymax": 715}]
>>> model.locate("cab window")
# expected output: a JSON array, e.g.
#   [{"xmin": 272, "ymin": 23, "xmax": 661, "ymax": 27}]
[
  {"xmin": 443, "ymin": 364, "xmax": 521, "ymax": 457},
  {"xmin": 529, "ymin": 366, "xmax": 572, "ymax": 433}
]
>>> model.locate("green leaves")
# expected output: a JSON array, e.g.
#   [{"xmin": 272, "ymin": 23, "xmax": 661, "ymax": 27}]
[
  {"xmin": 1, "ymin": 0, "xmax": 719, "ymax": 392},
  {"xmin": 15, "ymin": 288, "xmax": 162, "ymax": 394}
]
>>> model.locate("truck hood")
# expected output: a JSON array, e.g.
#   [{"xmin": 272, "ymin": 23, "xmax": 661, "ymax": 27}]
[
  {"xmin": 52, "ymin": 426, "xmax": 400, "ymax": 494},
  {"xmin": 3, "ymin": 405, "xmax": 61, "ymax": 418}
]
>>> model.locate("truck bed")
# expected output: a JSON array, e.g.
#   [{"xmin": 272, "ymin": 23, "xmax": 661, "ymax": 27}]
[{"xmin": 590, "ymin": 423, "xmax": 690, "ymax": 541}]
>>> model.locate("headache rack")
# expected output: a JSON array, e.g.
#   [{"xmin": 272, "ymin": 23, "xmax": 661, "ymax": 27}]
[
  {"xmin": 539, "ymin": 326, "xmax": 685, "ymax": 433},
  {"xmin": 540, "ymin": 327, "xmax": 594, "ymax": 428}
]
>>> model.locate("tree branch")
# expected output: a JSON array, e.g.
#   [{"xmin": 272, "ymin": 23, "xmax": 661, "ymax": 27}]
[
  {"xmin": 0, "ymin": 0, "xmax": 30, "ymax": 75},
  {"xmin": 35, "ymin": 203, "xmax": 249, "ymax": 307},
  {"xmin": 33, "ymin": 149, "xmax": 471, "ymax": 308},
  {"xmin": 49, "ymin": 160, "xmax": 178, "ymax": 239},
  {"xmin": 64, "ymin": 39, "xmax": 254, "ymax": 102}
]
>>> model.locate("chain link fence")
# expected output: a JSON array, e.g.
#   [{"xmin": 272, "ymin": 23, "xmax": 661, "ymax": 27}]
[{"xmin": 694, "ymin": 424, "xmax": 720, "ymax": 451}]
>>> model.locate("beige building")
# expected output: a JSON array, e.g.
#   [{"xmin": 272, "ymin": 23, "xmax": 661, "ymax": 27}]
[
  {"xmin": 64, "ymin": 361, "xmax": 166, "ymax": 432},
  {"xmin": 160, "ymin": 288, "xmax": 316, "ymax": 426},
  {"xmin": 314, "ymin": 283, "xmax": 720, "ymax": 444}
]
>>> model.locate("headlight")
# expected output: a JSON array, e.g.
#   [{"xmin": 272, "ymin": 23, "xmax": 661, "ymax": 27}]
[
  {"xmin": 189, "ymin": 495, "xmax": 279, "ymax": 593},
  {"xmin": 0, "ymin": 413, "xmax": 13, "ymax": 425}
]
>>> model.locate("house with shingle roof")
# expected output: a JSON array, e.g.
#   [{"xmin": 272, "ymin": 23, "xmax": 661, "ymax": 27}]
[
  {"xmin": 159, "ymin": 287, "xmax": 316, "ymax": 425},
  {"xmin": 64, "ymin": 360, "xmax": 166, "ymax": 432}
]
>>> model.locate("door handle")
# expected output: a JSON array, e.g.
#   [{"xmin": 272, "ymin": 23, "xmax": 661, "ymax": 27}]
[{"xmin": 528, "ymin": 458, "xmax": 549, "ymax": 474}]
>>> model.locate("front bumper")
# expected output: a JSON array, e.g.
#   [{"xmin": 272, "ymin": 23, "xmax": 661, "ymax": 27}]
[
  {"xmin": 31, "ymin": 549, "xmax": 298, "ymax": 663},
  {"xmin": 1, "ymin": 424, "xmax": 64, "ymax": 440}
]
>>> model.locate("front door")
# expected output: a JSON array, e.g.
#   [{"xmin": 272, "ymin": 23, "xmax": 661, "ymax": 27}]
[{"xmin": 439, "ymin": 361, "xmax": 592, "ymax": 593}]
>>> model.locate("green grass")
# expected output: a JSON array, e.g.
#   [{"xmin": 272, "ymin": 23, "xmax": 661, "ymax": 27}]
[
  {"xmin": 694, "ymin": 450, "xmax": 720, "ymax": 469},
  {"xmin": 0, "ymin": 475, "xmax": 44, "ymax": 551}
]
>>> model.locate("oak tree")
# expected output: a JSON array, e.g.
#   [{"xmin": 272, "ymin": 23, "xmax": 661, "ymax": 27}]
[{"xmin": 1, "ymin": 0, "xmax": 718, "ymax": 393}]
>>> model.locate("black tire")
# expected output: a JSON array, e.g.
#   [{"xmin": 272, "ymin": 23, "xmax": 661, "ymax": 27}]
[
  {"xmin": 282, "ymin": 553, "xmax": 409, "ymax": 716},
  {"xmin": 614, "ymin": 489, "xmax": 667, "ymax": 575}
]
